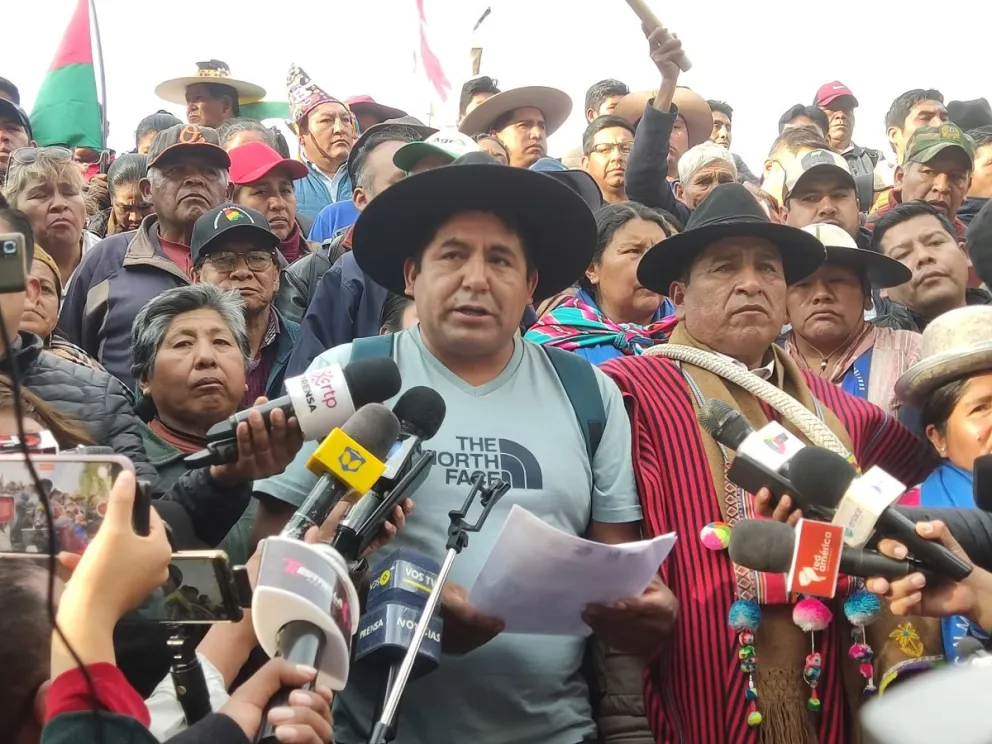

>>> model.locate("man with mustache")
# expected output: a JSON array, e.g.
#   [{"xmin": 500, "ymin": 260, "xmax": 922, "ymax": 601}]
[
  {"xmin": 813, "ymin": 81, "xmax": 881, "ymax": 212},
  {"xmin": 872, "ymin": 201, "xmax": 992, "ymax": 333},
  {"xmin": 459, "ymin": 85, "xmax": 572, "ymax": 169},
  {"xmin": 287, "ymin": 64, "xmax": 357, "ymax": 224},
  {"xmin": 601, "ymin": 182, "xmax": 938, "ymax": 744},
  {"xmin": 581, "ymin": 115, "xmax": 635, "ymax": 204},
  {"xmin": 61, "ymin": 124, "xmax": 231, "ymax": 389}
]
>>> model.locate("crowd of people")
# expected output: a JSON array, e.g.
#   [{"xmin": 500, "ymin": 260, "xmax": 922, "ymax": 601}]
[{"xmin": 5, "ymin": 18, "xmax": 992, "ymax": 744}]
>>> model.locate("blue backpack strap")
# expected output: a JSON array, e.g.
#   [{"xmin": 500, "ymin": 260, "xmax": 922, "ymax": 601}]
[
  {"xmin": 542, "ymin": 346, "xmax": 605, "ymax": 462},
  {"xmin": 348, "ymin": 334, "xmax": 395, "ymax": 362}
]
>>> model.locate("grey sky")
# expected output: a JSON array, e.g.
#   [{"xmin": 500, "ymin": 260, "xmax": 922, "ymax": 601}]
[{"xmin": 8, "ymin": 0, "xmax": 988, "ymax": 172}]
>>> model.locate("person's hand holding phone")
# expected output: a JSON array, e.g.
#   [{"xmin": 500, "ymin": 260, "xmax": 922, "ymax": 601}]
[{"xmin": 52, "ymin": 470, "xmax": 172, "ymax": 676}]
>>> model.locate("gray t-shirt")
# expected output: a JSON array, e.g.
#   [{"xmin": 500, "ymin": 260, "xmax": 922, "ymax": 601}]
[{"xmin": 254, "ymin": 326, "xmax": 642, "ymax": 744}]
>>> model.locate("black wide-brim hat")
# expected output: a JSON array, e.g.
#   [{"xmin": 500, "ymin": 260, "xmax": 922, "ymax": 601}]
[
  {"xmin": 637, "ymin": 182, "xmax": 826, "ymax": 294},
  {"xmin": 352, "ymin": 152, "xmax": 597, "ymax": 301}
]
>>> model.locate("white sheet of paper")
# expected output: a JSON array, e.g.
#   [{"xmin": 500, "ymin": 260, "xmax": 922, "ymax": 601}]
[{"xmin": 467, "ymin": 505, "xmax": 677, "ymax": 636}]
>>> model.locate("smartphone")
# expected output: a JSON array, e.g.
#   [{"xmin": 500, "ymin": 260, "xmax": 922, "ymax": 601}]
[
  {"xmin": 0, "ymin": 232, "xmax": 26, "ymax": 294},
  {"xmin": 131, "ymin": 551, "xmax": 244, "ymax": 624},
  {"xmin": 98, "ymin": 149, "xmax": 112, "ymax": 176},
  {"xmin": 0, "ymin": 454, "xmax": 134, "ymax": 554}
]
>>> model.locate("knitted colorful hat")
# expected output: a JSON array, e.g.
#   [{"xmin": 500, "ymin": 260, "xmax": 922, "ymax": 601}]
[{"xmin": 286, "ymin": 63, "xmax": 346, "ymax": 125}]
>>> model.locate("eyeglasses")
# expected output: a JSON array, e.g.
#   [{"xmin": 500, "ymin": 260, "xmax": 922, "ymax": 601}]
[
  {"xmin": 202, "ymin": 250, "xmax": 276, "ymax": 273},
  {"xmin": 5, "ymin": 145, "xmax": 74, "ymax": 182},
  {"xmin": 590, "ymin": 142, "xmax": 633, "ymax": 156}
]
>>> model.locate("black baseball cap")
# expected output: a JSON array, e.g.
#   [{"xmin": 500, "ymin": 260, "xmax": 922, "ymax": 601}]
[
  {"xmin": 190, "ymin": 203, "xmax": 279, "ymax": 266},
  {"xmin": 146, "ymin": 123, "xmax": 230, "ymax": 169},
  {"xmin": 0, "ymin": 99, "xmax": 32, "ymax": 138}
]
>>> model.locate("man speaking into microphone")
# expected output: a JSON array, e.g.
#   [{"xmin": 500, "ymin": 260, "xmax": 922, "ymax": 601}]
[{"xmin": 250, "ymin": 156, "xmax": 677, "ymax": 744}]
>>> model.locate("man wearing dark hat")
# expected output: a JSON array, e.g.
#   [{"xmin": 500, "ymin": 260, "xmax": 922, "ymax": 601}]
[
  {"xmin": 254, "ymin": 153, "xmax": 676, "ymax": 744},
  {"xmin": 344, "ymin": 95, "xmax": 407, "ymax": 133},
  {"xmin": 601, "ymin": 182, "xmax": 936, "ymax": 744},
  {"xmin": 867, "ymin": 123, "xmax": 975, "ymax": 247},
  {"xmin": 191, "ymin": 203, "xmax": 299, "ymax": 404},
  {"xmin": 613, "ymin": 28, "xmax": 712, "ymax": 224},
  {"xmin": 813, "ymin": 81, "xmax": 882, "ymax": 212},
  {"xmin": 459, "ymin": 85, "xmax": 572, "ymax": 168},
  {"xmin": 0, "ymin": 97, "xmax": 34, "ymax": 179},
  {"xmin": 61, "ymin": 123, "xmax": 231, "ymax": 389}
]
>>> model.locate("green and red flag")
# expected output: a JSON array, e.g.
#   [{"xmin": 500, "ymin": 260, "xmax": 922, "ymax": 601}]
[{"xmin": 30, "ymin": 0, "xmax": 104, "ymax": 148}]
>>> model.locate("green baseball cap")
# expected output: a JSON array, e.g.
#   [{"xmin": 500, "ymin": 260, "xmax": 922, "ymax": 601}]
[{"xmin": 902, "ymin": 123, "xmax": 975, "ymax": 166}]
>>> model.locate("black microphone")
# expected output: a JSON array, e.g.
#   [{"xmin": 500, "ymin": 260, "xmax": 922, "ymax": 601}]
[
  {"xmin": 333, "ymin": 387, "xmax": 446, "ymax": 562},
  {"xmin": 186, "ymin": 357, "xmax": 402, "ymax": 467},
  {"xmin": 887, "ymin": 505, "xmax": 992, "ymax": 573},
  {"xmin": 788, "ymin": 447, "xmax": 973, "ymax": 581},
  {"xmin": 696, "ymin": 400, "xmax": 830, "ymax": 517},
  {"xmin": 281, "ymin": 404, "xmax": 401, "ymax": 540},
  {"xmin": 728, "ymin": 518, "xmax": 926, "ymax": 579},
  {"xmin": 973, "ymin": 454, "xmax": 992, "ymax": 512}
]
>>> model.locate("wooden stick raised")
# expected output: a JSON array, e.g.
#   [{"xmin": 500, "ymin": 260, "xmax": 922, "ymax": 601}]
[{"xmin": 624, "ymin": 0, "xmax": 692, "ymax": 72}]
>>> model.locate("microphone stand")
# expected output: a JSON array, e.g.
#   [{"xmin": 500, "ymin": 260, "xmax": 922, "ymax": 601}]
[
  {"xmin": 365, "ymin": 475, "xmax": 510, "ymax": 744},
  {"xmin": 168, "ymin": 627, "xmax": 212, "ymax": 726}
]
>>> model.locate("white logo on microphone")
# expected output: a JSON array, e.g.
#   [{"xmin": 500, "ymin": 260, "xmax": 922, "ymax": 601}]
[{"xmin": 798, "ymin": 567, "xmax": 825, "ymax": 587}]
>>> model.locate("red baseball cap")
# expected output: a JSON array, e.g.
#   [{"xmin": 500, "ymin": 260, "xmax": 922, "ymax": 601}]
[
  {"xmin": 228, "ymin": 141, "xmax": 308, "ymax": 185},
  {"xmin": 815, "ymin": 81, "xmax": 859, "ymax": 108}
]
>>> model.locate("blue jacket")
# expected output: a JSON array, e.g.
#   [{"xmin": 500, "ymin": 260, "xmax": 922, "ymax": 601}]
[
  {"xmin": 286, "ymin": 250, "xmax": 390, "ymax": 377},
  {"xmin": 308, "ymin": 200, "xmax": 360, "ymax": 243},
  {"xmin": 267, "ymin": 311, "xmax": 300, "ymax": 397},
  {"xmin": 60, "ymin": 215, "xmax": 189, "ymax": 392}
]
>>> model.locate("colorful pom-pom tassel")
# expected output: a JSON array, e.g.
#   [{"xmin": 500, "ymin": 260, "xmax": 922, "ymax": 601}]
[
  {"xmin": 730, "ymin": 599, "xmax": 763, "ymax": 728},
  {"xmin": 807, "ymin": 687, "xmax": 821, "ymax": 712},
  {"xmin": 793, "ymin": 598, "xmax": 833, "ymax": 632},
  {"xmin": 746, "ymin": 703, "xmax": 762, "ymax": 727},
  {"xmin": 729, "ymin": 599, "xmax": 762, "ymax": 632},
  {"xmin": 844, "ymin": 590, "xmax": 882, "ymax": 627},
  {"xmin": 845, "ymin": 589, "xmax": 880, "ymax": 695}
]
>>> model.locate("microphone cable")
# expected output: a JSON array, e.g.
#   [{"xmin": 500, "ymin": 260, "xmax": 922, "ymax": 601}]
[{"xmin": 0, "ymin": 309, "xmax": 104, "ymax": 744}]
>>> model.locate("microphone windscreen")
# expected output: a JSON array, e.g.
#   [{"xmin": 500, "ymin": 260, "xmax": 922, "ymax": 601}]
[
  {"xmin": 342, "ymin": 403, "xmax": 402, "ymax": 462},
  {"xmin": 974, "ymin": 454, "xmax": 992, "ymax": 512},
  {"xmin": 341, "ymin": 358, "xmax": 402, "ymax": 408},
  {"xmin": 393, "ymin": 386, "xmax": 447, "ymax": 440},
  {"xmin": 727, "ymin": 519, "xmax": 795, "ymax": 573},
  {"xmin": 788, "ymin": 447, "xmax": 857, "ymax": 512},
  {"xmin": 698, "ymin": 399, "xmax": 752, "ymax": 450}
]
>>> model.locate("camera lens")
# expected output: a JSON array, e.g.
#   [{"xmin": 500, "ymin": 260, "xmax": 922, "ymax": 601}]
[{"xmin": 2, "ymin": 240, "xmax": 15, "ymax": 255}]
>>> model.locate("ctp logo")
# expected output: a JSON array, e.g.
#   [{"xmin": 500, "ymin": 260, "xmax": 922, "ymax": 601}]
[
  {"xmin": 762, "ymin": 431, "xmax": 791, "ymax": 455},
  {"xmin": 337, "ymin": 447, "xmax": 366, "ymax": 473}
]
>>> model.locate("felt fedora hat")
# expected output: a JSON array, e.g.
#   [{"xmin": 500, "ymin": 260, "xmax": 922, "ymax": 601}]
[
  {"xmin": 156, "ymin": 60, "xmax": 265, "ymax": 105},
  {"xmin": 896, "ymin": 306, "xmax": 992, "ymax": 405},
  {"xmin": 800, "ymin": 223, "xmax": 911, "ymax": 289},
  {"xmin": 459, "ymin": 86, "xmax": 572, "ymax": 137},
  {"xmin": 637, "ymin": 182, "xmax": 826, "ymax": 294},
  {"xmin": 613, "ymin": 87, "xmax": 712, "ymax": 148},
  {"xmin": 352, "ymin": 152, "xmax": 596, "ymax": 302}
]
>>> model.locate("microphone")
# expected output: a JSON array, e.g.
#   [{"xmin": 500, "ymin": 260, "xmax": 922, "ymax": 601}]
[
  {"xmin": 788, "ymin": 447, "xmax": 973, "ymax": 581},
  {"xmin": 185, "ymin": 357, "xmax": 402, "ymax": 467},
  {"xmin": 728, "ymin": 519, "xmax": 927, "ymax": 580},
  {"xmin": 973, "ymin": 454, "xmax": 992, "ymax": 512},
  {"xmin": 697, "ymin": 400, "xmax": 829, "ymax": 517},
  {"xmin": 252, "ymin": 537, "xmax": 361, "ymax": 743},
  {"xmin": 333, "ymin": 387, "xmax": 446, "ymax": 562},
  {"xmin": 355, "ymin": 549, "xmax": 443, "ymax": 733},
  {"xmin": 282, "ymin": 404, "xmax": 401, "ymax": 540}
]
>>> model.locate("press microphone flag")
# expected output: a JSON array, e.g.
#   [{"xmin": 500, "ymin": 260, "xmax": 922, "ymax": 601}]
[
  {"xmin": 186, "ymin": 358, "xmax": 401, "ymax": 467},
  {"xmin": 252, "ymin": 537, "xmax": 360, "ymax": 691},
  {"xmin": 282, "ymin": 403, "xmax": 400, "ymax": 540}
]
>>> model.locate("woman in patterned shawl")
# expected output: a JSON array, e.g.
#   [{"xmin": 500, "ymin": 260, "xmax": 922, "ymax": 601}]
[{"xmin": 526, "ymin": 202, "xmax": 679, "ymax": 364}]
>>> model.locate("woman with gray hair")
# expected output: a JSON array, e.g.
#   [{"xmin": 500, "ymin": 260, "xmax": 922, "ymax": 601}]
[{"xmin": 132, "ymin": 284, "xmax": 252, "ymax": 490}]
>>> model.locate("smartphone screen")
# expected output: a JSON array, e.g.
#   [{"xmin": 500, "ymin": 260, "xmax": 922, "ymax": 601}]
[
  {"xmin": 131, "ymin": 552, "xmax": 243, "ymax": 624},
  {"xmin": 0, "ymin": 457, "xmax": 125, "ymax": 554}
]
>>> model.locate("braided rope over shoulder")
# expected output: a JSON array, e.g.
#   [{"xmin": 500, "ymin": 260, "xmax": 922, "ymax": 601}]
[{"xmin": 644, "ymin": 344, "xmax": 853, "ymax": 460}]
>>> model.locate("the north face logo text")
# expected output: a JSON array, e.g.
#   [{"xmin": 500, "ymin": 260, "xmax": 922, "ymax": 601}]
[{"xmin": 436, "ymin": 436, "xmax": 542, "ymax": 489}]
